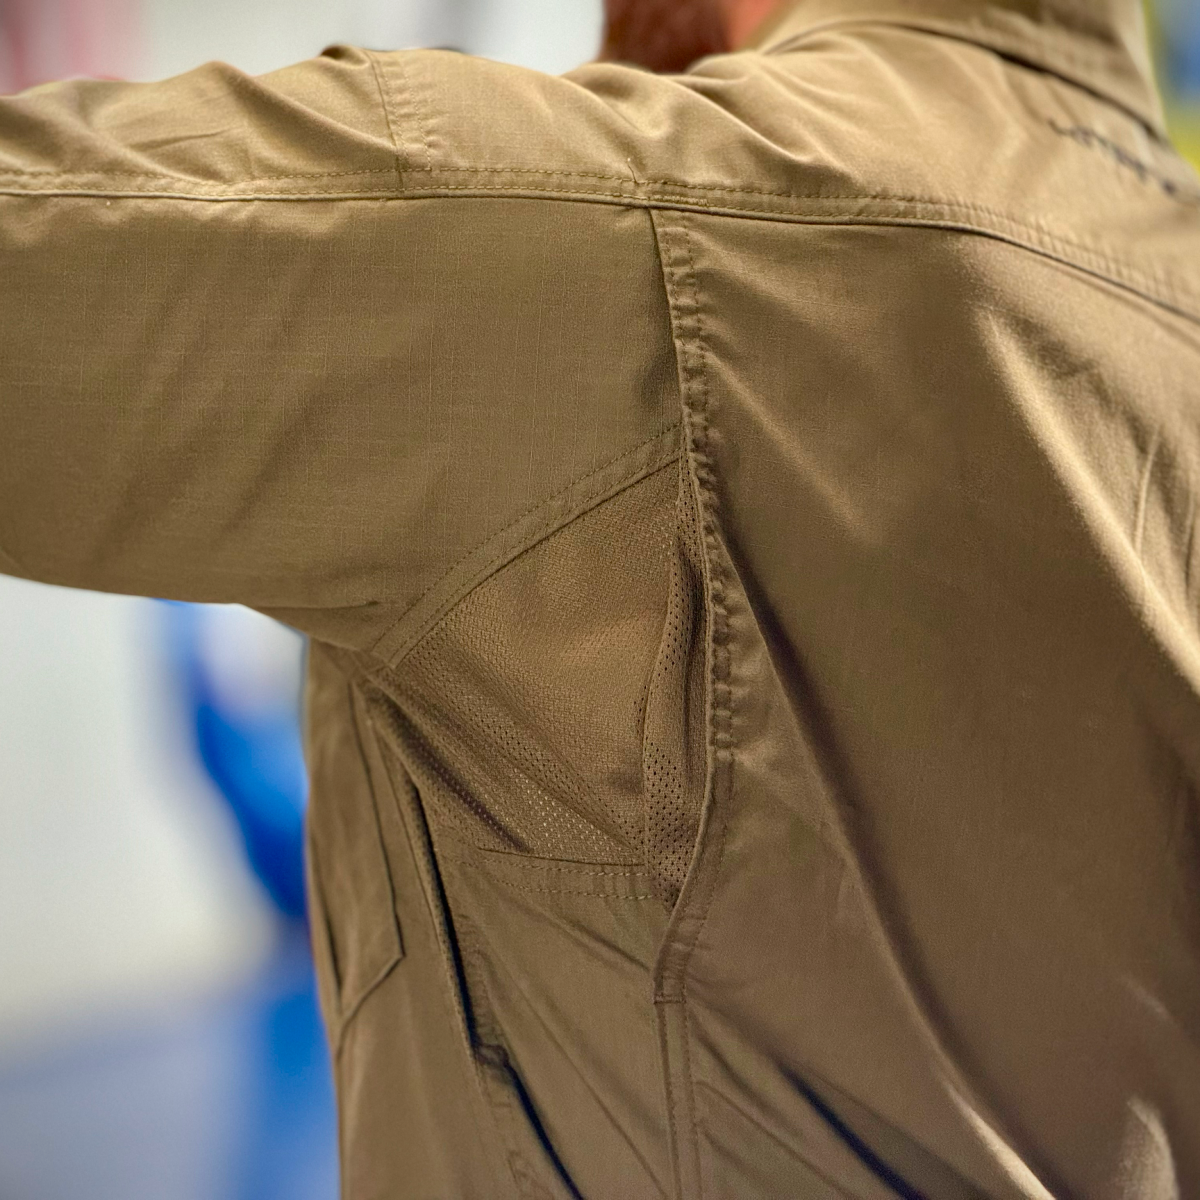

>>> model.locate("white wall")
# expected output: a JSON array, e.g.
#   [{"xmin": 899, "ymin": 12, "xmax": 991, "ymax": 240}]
[
  {"xmin": 137, "ymin": 0, "xmax": 601, "ymax": 81},
  {"xmin": 466, "ymin": 0, "xmax": 602, "ymax": 74},
  {"xmin": 0, "ymin": 579, "xmax": 273, "ymax": 1059}
]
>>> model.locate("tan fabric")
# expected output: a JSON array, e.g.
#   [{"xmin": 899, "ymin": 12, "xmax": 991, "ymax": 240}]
[{"xmin": 2, "ymin": 0, "xmax": 1199, "ymax": 1195}]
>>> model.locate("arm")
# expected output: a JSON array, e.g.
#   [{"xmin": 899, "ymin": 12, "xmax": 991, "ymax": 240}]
[
  {"xmin": 0, "ymin": 46, "xmax": 681, "ymax": 653},
  {"xmin": 0, "ymin": 47, "xmax": 405, "ymax": 631}
]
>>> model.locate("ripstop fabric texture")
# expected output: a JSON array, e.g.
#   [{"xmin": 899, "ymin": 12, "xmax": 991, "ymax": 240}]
[{"xmin": 2, "ymin": 0, "xmax": 1199, "ymax": 1195}]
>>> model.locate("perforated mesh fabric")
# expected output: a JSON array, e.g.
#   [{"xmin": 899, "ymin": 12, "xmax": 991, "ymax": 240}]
[
  {"xmin": 361, "ymin": 460, "xmax": 701, "ymax": 881},
  {"xmin": 641, "ymin": 452, "xmax": 708, "ymax": 904}
]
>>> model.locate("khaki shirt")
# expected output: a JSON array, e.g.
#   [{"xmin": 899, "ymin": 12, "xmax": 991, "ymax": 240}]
[{"xmin": 2, "ymin": 0, "xmax": 1199, "ymax": 1195}]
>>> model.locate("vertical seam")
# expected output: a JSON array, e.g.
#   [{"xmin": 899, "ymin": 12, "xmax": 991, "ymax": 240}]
[
  {"xmin": 676, "ymin": 217, "xmax": 711, "ymax": 1198},
  {"xmin": 646, "ymin": 205, "xmax": 738, "ymax": 1200},
  {"xmin": 645, "ymin": 206, "xmax": 701, "ymax": 1200},
  {"xmin": 391, "ymin": 52, "xmax": 432, "ymax": 173},
  {"xmin": 658, "ymin": 1005, "xmax": 684, "ymax": 1199},
  {"xmin": 366, "ymin": 50, "xmax": 405, "ymax": 190},
  {"xmin": 670, "ymin": 212, "xmax": 736, "ymax": 988},
  {"xmin": 653, "ymin": 225, "xmax": 1049, "ymax": 1188}
]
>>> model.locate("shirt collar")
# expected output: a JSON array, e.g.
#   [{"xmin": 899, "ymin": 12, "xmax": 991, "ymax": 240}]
[{"xmin": 741, "ymin": 0, "xmax": 1166, "ymax": 140}]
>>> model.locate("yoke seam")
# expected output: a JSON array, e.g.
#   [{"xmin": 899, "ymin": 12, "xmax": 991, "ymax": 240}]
[
  {"xmin": 5, "ymin": 165, "xmax": 1196, "ymax": 217},
  {"xmin": 4, "ymin": 168, "xmax": 1194, "ymax": 206},
  {"xmin": 2, "ymin": 181, "xmax": 1193, "ymax": 319}
]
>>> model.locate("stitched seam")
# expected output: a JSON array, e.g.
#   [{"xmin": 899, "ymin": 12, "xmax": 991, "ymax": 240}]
[
  {"xmin": 333, "ymin": 948, "xmax": 400, "ymax": 1050},
  {"xmin": 0, "ymin": 164, "xmax": 1160, "ymax": 210},
  {"xmin": 472, "ymin": 863, "xmax": 649, "ymax": 878},
  {"xmin": 392, "ymin": 184, "xmax": 1200, "ymax": 284},
  {"xmin": 0, "ymin": 165, "xmax": 1184, "ymax": 209},
  {"xmin": 7, "ymin": 165, "xmax": 1188, "ymax": 214},
  {"xmin": 456, "ymin": 877, "xmax": 660, "ymax": 900},
  {"xmin": 14, "ymin": 176, "xmax": 1183, "ymax": 315},
  {"xmin": 0, "ymin": 172, "xmax": 1190, "ymax": 289},
  {"xmin": 0, "ymin": 167, "xmax": 397, "ymax": 181},
  {"xmin": 439, "ymin": 851, "xmax": 653, "ymax": 886},
  {"xmin": 448, "ymin": 859, "xmax": 653, "ymax": 880},
  {"xmin": 434, "ymin": 829, "xmax": 651, "ymax": 877},
  {"xmin": 386, "ymin": 187, "xmax": 1199, "ymax": 319},
  {"xmin": 646, "ymin": 211, "xmax": 714, "ymax": 1198},
  {"xmin": 403, "ymin": 427, "xmax": 678, "ymax": 614},
  {"xmin": 395, "ymin": 172, "xmax": 1195, "ymax": 210},
  {"xmin": 366, "ymin": 426, "xmax": 681, "ymax": 659},
  {"xmin": 670, "ymin": 214, "xmax": 733, "ymax": 1200},
  {"xmin": 390, "ymin": 52, "xmax": 432, "ymax": 173},
  {"xmin": 366, "ymin": 50, "xmax": 405, "ymax": 190},
  {"xmin": 442, "ymin": 851, "xmax": 659, "ymax": 898},
  {"xmin": 678, "ymin": 214, "xmax": 733, "ymax": 985},
  {"xmin": 656, "ymin": 1004, "xmax": 685, "ymax": 1200},
  {"xmin": 676, "ymin": 216, "xmax": 733, "ymax": 996}
]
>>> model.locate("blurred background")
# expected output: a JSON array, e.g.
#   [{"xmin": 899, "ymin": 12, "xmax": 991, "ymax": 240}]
[
  {"xmin": 0, "ymin": 4, "xmax": 601, "ymax": 1199},
  {"xmin": 0, "ymin": 1, "xmax": 1196, "ymax": 1199}
]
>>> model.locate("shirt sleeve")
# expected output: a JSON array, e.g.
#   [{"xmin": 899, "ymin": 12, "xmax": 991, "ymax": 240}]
[{"xmin": 0, "ymin": 45, "xmax": 681, "ymax": 653}]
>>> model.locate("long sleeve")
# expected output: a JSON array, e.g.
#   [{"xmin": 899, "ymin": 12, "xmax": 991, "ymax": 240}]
[{"xmin": 0, "ymin": 45, "xmax": 681, "ymax": 652}]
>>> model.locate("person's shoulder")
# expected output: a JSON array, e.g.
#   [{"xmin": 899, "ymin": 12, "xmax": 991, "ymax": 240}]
[
  {"xmin": 359, "ymin": 40, "xmax": 896, "ymax": 220},
  {"xmin": 363, "ymin": 46, "xmax": 698, "ymax": 200}
]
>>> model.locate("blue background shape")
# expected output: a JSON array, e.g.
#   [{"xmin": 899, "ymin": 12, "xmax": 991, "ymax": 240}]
[
  {"xmin": 0, "ymin": 602, "xmax": 338, "ymax": 1200},
  {"xmin": 160, "ymin": 601, "xmax": 311, "ymax": 921}
]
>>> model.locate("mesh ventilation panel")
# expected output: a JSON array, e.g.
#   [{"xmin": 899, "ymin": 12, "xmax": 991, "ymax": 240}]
[
  {"xmin": 374, "ymin": 462, "xmax": 684, "ymax": 866},
  {"xmin": 641, "ymin": 452, "xmax": 708, "ymax": 905}
]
